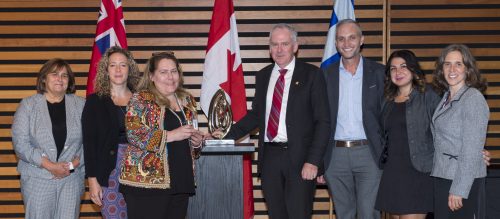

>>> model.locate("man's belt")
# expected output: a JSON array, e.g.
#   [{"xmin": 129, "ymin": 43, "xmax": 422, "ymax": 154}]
[{"xmin": 335, "ymin": 140, "xmax": 369, "ymax": 147}]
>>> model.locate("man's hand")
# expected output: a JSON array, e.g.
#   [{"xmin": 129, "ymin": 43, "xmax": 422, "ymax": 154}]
[
  {"xmin": 211, "ymin": 129, "xmax": 224, "ymax": 139},
  {"xmin": 316, "ymin": 175, "xmax": 326, "ymax": 184},
  {"xmin": 301, "ymin": 163, "xmax": 318, "ymax": 180},
  {"xmin": 448, "ymin": 194, "xmax": 463, "ymax": 211},
  {"xmin": 483, "ymin": 149, "xmax": 491, "ymax": 166}
]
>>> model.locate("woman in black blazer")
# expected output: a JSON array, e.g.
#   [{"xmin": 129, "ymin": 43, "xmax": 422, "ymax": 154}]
[{"xmin": 82, "ymin": 46, "xmax": 140, "ymax": 218}]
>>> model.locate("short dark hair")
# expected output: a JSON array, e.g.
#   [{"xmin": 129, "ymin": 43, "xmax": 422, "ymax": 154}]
[
  {"xmin": 384, "ymin": 50, "xmax": 425, "ymax": 100},
  {"xmin": 432, "ymin": 44, "xmax": 487, "ymax": 95},
  {"xmin": 36, "ymin": 58, "xmax": 76, "ymax": 94},
  {"xmin": 335, "ymin": 19, "xmax": 363, "ymax": 38}
]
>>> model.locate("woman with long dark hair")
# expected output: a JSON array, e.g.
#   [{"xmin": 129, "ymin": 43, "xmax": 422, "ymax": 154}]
[{"xmin": 375, "ymin": 50, "xmax": 441, "ymax": 219}]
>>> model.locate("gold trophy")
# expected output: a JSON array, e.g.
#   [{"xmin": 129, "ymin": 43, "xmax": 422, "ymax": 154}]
[{"xmin": 206, "ymin": 89, "xmax": 235, "ymax": 146}]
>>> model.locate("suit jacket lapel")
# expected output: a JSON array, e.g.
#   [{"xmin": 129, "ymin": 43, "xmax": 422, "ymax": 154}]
[
  {"xmin": 259, "ymin": 66, "xmax": 273, "ymax": 142},
  {"xmin": 36, "ymin": 94, "xmax": 58, "ymax": 160},
  {"xmin": 362, "ymin": 57, "xmax": 371, "ymax": 116},
  {"xmin": 104, "ymin": 96, "xmax": 119, "ymax": 132},
  {"xmin": 328, "ymin": 62, "xmax": 340, "ymax": 127},
  {"xmin": 62, "ymin": 94, "xmax": 76, "ymax": 158},
  {"xmin": 432, "ymin": 86, "xmax": 470, "ymax": 122},
  {"xmin": 287, "ymin": 61, "xmax": 303, "ymax": 117},
  {"xmin": 432, "ymin": 92, "xmax": 448, "ymax": 122},
  {"xmin": 261, "ymin": 66, "xmax": 273, "ymax": 113}
]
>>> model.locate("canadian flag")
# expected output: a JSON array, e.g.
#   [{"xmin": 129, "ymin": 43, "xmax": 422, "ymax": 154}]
[{"xmin": 200, "ymin": 0, "xmax": 254, "ymax": 218}]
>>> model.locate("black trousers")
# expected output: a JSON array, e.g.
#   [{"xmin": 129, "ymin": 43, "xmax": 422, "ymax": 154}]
[
  {"xmin": 123, "ymin": 192, "xmax": 189, "ymax": 219},
  {"xmin": 261, "ymin": 144, "xmax": 316, "ymax": 219},
  {"xmin": 434, "ymin": 177, "xmax": 485, "ymax": 219}
]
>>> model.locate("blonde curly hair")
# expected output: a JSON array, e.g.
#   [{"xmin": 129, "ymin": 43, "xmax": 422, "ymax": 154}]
[{"xmin": 94, "ymin": 46, "xmax": 141, "ymax": 97}]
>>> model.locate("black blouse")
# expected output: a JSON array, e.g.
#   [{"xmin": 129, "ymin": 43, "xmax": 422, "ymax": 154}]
[
  {"xmin": 116, "ymin": 105, "xmax": 127, "ymax": 144},
  {"xmin": 47, "ymin": 98, "xmax": 66, "ymax": 160},
  {"xmin": 164, "ymin": 109, "xmax": 195, "ymax": 194}
]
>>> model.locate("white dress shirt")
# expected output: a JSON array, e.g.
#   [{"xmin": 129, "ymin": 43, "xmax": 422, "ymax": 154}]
[{"xmin": 264, "ymin": 58, "xmax": 296, "ymax": 142}]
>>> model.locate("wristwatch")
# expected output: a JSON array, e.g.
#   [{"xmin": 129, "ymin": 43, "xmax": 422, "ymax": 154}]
[{"xmin": 68, "ymin": 162, "xmax": 75, "ymax": 173}]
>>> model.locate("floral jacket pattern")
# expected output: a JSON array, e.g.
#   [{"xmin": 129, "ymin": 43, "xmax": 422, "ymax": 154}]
[{"xmin": 119, "ymin": 91, "xmax": 197, "ymax": 189}]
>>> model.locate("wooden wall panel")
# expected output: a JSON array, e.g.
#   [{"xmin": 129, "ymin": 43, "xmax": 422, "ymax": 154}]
[{"xmin": 4, "ymin": 0, "xmax": 498, "ymax": 218}]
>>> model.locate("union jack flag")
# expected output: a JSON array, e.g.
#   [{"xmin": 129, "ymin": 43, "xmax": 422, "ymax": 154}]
[{"xmin": 86, "ymin": 0, "xmax": 127, "ymax": 95}]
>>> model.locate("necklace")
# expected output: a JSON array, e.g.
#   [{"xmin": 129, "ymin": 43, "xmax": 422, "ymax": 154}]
[
  {"xmin": 169, "ymin": 93, "xmax": 186, "ymax": 126},
  {"xmin": 168, "ymin": 107, "xmax": 184, "ymax": 126},
  {"xmin": 395, "ymin": 87, "xmax": 413, "ymax": 102},
  {"xmin": 398, "ymin": 86, "xmax": 413, "ymax": 98}
]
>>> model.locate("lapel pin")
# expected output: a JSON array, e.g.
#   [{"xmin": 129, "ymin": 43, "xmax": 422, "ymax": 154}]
[{"xmin": 295, "ymin": 81, "xmax": 300, "ymax": 85}]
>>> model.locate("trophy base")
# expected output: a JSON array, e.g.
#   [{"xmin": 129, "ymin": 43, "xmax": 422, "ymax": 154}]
[{"xmin": 204, "ymin": 139, "xmax": 235, "ymax": 147}]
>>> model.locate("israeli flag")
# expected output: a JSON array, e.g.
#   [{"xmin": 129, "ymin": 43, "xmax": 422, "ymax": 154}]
[{"xmin": 321, "ymin": 0, "xmax": 356, "ymax": 69}]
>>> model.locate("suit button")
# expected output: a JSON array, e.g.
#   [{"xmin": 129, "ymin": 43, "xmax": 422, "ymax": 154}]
[{"xmin": 110, "ymin": 150, "xmax": 116, "ymax": 155}]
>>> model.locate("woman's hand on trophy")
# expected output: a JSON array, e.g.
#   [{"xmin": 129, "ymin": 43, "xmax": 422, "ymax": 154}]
[
  {"xmin": 167, "ymin": 125, "xmax": 196, "ymax": 142},
  {"xmin": 189, "ymin": 130, "xmax": 204, "ymax": 147}
]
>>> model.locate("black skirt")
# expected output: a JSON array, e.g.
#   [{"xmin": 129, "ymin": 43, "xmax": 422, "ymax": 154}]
[{"xmin": 434, "ymin": 177, "xmax": 485, "ymax": 219}]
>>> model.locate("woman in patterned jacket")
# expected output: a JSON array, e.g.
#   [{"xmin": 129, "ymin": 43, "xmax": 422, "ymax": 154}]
[{"xmin": 119, "ymin": 51, "xmax": 204, "ymax": 219}]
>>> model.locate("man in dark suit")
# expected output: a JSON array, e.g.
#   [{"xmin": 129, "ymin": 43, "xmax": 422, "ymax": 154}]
[
  {"xmin": 224, "ymin": 23, "xmax": 331, "ymax": 218},
  {"xmin": 319, "ymin": 19, "xmax": 385, "ymax": 219}
]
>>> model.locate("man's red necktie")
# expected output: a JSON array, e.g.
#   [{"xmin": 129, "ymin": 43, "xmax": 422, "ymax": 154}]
[{"xmin": 266, "ymin": 68, "xmax": 287, "ymax": 141}]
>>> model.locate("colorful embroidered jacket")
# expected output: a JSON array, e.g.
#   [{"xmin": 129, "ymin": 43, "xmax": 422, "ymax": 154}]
[{"xmin": 119, "ymin": 91, "xmax": 198, "ymax": 189}]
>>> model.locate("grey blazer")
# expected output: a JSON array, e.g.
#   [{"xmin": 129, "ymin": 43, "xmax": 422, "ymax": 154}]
[
  {"xmin": 431, "ymin": 86, "xmax": 489, "ymax": 198},
  {"xmin": 12, "ymin": 94, "xmax": 85, "ymax": 179}
]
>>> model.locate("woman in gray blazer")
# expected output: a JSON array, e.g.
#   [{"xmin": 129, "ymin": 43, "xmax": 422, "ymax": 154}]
[
  {"xmin": 431, "ymin": 44, "xmax": 489, "ymax": 219},
  {"xmin": 12, "ymin": 58, "xmax": 85, "ymax": 219}
]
